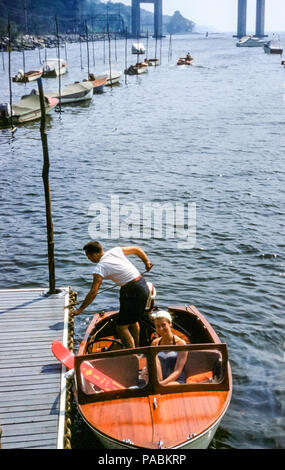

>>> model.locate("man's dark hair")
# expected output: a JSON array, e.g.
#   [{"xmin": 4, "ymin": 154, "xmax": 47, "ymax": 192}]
[{"xmin": 83, "ymin": 241, "xmax": 103, "ymax": 255}]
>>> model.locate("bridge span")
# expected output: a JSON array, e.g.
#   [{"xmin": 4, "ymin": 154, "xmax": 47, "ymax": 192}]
[{"xmin": 131, "ymin": 0, "xmax": 266, "ymax": 39}]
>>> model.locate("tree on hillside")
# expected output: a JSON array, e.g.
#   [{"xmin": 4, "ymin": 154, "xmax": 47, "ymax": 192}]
[{"xmin": 166, "ymin": 10, "xmax": 195, "ymax": 35}]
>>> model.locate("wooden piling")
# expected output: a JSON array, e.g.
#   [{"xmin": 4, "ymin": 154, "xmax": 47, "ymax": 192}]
[{"xmin": 37, "ymin": 77, "xmax": 56, "ymax": 295}]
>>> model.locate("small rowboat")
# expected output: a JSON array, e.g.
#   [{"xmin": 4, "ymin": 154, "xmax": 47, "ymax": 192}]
[
  {"xmin": 89, "ymin": 71, "xmax": 122, "ymax": 86},
  {"xmin": 12, "ymin": 69, "xmax": 42, "ymax": 83},
  {"xmin": 53, "ymin": 303, "xmax": 232, "ymax": 449},
  {"xmin": 41, "ymin": 81, "xmax": 94, "ymax": 104},
  {"xmin": 177, "ymin": 56, "xmax": 194, "ymax": 66},
  {"xmin": 91, "ymin": 77, "xmax": 107, "ymax": 93}
]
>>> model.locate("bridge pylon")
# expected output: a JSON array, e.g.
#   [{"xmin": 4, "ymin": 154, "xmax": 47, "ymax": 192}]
[
  {"xmin": 236, "ymin": 0, "xmax": 266, "ymax": 38},
  {"xmin": 131, "ymin": 0, "xmax": 162, "ymax": 38}
]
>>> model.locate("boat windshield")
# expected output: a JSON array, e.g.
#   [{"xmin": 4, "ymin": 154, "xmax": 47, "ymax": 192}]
[
  {"xmin": 75, "ymin": 343, "xmax": 229, "ymax": 404},
  {"xmin": 78, "ymin": 352, "xmax": 149, "ymax": 395}
]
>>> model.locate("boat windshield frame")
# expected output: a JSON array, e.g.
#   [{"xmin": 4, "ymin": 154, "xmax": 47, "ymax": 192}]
[{"xmin": 75, "ymin": 343, "xmax": 230, "ymax": 405}]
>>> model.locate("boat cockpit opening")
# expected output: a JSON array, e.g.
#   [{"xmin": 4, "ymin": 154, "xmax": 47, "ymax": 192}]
[{"xmin": 85, "ymin": 306, "xmax": 214, "ymax": 355}]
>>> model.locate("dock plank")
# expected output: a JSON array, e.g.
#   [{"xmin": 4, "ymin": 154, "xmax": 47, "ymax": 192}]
[{"xmin": 0, "ymin": 287, "xmax": 71, "ymax": 449}]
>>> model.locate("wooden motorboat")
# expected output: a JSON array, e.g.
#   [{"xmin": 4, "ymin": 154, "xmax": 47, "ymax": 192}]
[
  {"xmin": 264, "ymin": 40, "xmax": 283, "ymax": 54},
  {"xmin": 42, "ymin": 58, "xmax": 68, "ymax": 77},
  {"xmin": 41, "ymin": 81, "xmax": 94, "ymax": 104},
  {"xmin": 144, "ymin": 58, "xmax": 160, "ymax": 66},
  {"xmin": 124, "ymin": 62, "xmax": 148, "ymax": 75},
  {"xmin": 177, "ymin": 56, "xmax": 194, "ymax": 66},
  {"xmin": 12, "ymin": 69, "xmax": 42, "ymax": 83},
  {"xmin": 53, "ymin": 304, "xmax": 232, "ymax": 449},
  {"xmin": 0, "ymin": 93, "xmax": 58, "ymax": 126}
]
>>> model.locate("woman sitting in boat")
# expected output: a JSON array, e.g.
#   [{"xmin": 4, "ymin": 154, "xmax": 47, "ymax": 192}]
[
  {"xmin": 186, "ymin": 52, "xmax": 192, "ymax": 60},
  {"xmin": 151, "ymin": 310, "xmax": 187, "ymax": 386}
]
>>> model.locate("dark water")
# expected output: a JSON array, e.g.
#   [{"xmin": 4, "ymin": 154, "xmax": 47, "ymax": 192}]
[{"xmin": 1, "ymin": 33, "xmax": 285, "ymax": 449}]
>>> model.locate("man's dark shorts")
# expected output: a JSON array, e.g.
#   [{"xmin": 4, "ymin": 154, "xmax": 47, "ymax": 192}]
[{"xmin": 118, "ymin": 277, "xmax": 149, "ymax": 325}]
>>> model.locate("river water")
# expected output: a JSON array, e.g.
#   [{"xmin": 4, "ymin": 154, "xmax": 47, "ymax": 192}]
[{"xmin": 1, "ymin": 32, "xmax": 285, "ymax": 450}]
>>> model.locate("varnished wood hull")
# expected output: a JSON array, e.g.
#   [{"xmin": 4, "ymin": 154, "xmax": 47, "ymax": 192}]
[
  {"xmin": 76, "ymin": 305, "xmax": 232, "ymax": 449},
  {"xmin": 79, "ymin": 395, "xmax": 229, "ymax": 449}
]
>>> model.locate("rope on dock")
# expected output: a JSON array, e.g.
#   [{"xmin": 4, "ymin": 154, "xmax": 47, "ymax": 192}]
[{"xmin": 63, "ymin": 287, "xmax": 77, "ymax": 449}]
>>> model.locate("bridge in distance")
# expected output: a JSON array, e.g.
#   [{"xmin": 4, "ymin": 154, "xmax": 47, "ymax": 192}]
[{"xmin": 131, "ymin": 0, "xmax": 267, "ymax": 38}]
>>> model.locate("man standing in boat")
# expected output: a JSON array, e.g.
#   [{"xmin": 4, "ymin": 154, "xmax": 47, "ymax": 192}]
[{"xmin": 71, "ymin": 242, "xmax": 153, "ymax": 349}]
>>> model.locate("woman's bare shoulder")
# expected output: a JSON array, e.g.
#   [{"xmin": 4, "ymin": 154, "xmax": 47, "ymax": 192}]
[{"xmin": 175, "ymin": 336, "xmax": 186, "ymax": 345}]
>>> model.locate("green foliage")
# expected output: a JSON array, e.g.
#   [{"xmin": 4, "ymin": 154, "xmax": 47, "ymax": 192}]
[
  {"xmin": 0, "ymin": 1, "xmax": 195, "ymax": 36},
  {"xmin": 166, "ymin": 10, "xmax": 195, "ymax": 35}
]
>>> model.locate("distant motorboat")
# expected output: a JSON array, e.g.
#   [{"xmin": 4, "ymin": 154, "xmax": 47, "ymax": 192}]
[
  {"xmin": 124, "ymin": 62, "xmax": 148, "ymax": 75},
  {"xmin": 264, "ymin": 39, "xmax": 283, "ymax": 54},
  {"xmin": 42, "ymin": 58, "xmax": 68, "ymax": 77},
  {"xmin": 236, "ymin": 36, "xmax": 268, "ymax": 47},
  {"xmin": 132, "ymin": 42, "xmax": 145, "ymax": 54},
  {"xmin": 144, "ymin": 58, "xmax": 160, "ymax": 66},
  {"xmin": 40, "ymin": 81, "xmax": 94, "ymax": 104},
  {"xmin": 177, "ymin": 55, "xmax": 194, "ymax": 65},
  {"xmin": 12, "ymin": 69, "xmax": 42, "ymax": 83},
  {"xmin": 0, "ymin": 93, "xmax": 58, "ymax": 125}
]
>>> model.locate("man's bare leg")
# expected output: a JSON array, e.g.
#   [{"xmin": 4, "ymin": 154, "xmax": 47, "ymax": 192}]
[
  {"xmin": 129, "ymin": 322, "xmax": 140, "ymax": 347},
  {"xmin": 116, "ymin": 324, "xmax": 135, "ymax": 349}
]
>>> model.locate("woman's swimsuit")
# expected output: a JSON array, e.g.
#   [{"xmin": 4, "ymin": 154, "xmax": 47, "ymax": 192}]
[{"xmin": 157, "ymin": 335, "xmax": 186, "ymax": 384}]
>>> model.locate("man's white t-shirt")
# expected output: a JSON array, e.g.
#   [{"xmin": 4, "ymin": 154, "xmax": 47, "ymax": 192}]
[{"xmin": 92, "ymin": 247, "xmax": 140, "ymax": 286}]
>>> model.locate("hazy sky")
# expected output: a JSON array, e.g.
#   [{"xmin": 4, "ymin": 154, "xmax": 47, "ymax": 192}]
[{"xmin": 102, "ymin": 0, "xmax": 285, "ymax": 32}]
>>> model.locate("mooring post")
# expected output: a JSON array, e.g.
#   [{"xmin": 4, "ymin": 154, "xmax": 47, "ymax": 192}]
[
  {"xmin": 107, "ymin": 24, "xmax": 112, "ymax": 87},
  {"xmin": 55, "ymin": 16, "xmax": 62, "ymax": 115},
  {"xmin": 37, "ymin": 77, "xmax": 56, "ymax": 295},
  {"xmin": 125, "ymin": 27, "xmax": 128, "ymax": 84},
  {"xmin": 7, "ymin": 18, "xmax": 16, "ymax": 134},
  {"xmin": 85, "ymin": 20, "xmax": 90, "ymax": 78}
]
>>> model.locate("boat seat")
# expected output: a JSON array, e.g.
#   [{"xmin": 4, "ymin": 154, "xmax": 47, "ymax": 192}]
[
  {"xmin": 183, "ymin": 350, "xmax": 222, "ymax": 383},
  {"xmin": 81, "ymin": 354, "xmax": 139, "ymax": 393}
]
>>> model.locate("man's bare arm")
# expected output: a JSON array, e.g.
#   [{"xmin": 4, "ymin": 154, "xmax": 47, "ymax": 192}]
[
  {"xmin": 121, "ymin": 246, "xmax": 153, "ymax": 271},
  {"xmin": 72, "ymin": 274, "xmax": 103, "ymax": 316}
]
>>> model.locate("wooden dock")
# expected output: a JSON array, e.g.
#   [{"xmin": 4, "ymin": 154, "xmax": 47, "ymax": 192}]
[{"xmin": 0, "ymin": 287, "xmax": 74, "ymax": 449}]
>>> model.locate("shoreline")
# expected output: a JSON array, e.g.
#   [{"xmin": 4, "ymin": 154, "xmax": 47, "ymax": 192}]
[{"xmin": 0, "ymin": 32, "xmax": 128, "ymax": 52}]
